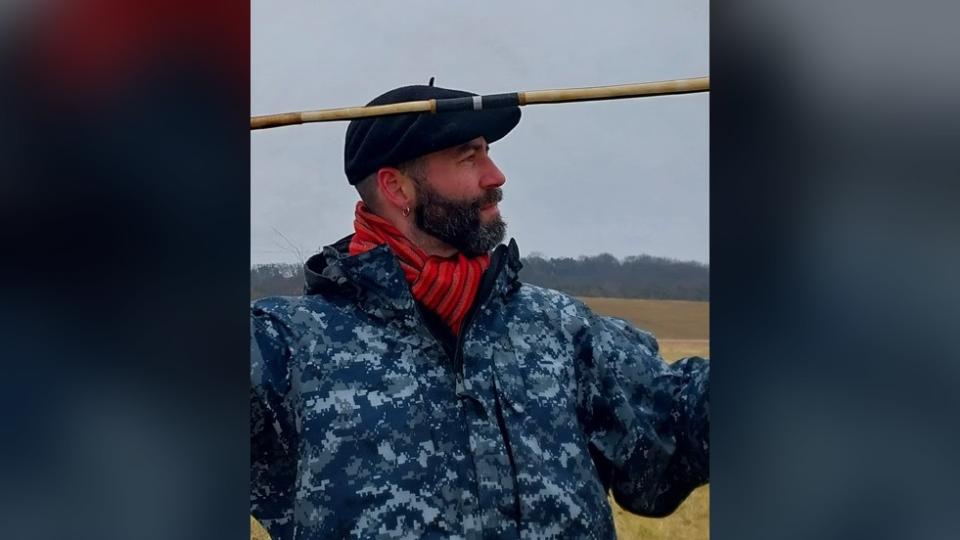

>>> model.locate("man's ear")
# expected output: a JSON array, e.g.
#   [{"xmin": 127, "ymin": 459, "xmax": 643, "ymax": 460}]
[{"xmin": 376, "ymin": 167, "xmax": 416, "ymax": 211}]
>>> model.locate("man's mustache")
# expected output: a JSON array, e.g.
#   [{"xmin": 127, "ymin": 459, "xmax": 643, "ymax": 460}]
[{"xmin": 477, "ymin": 188, "xmax": 503, "ymax": 208}]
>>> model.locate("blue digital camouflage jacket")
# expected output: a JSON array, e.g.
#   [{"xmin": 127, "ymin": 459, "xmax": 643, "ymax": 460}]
[{"xmin": 251, "ymin": 237, "xmax": 709, "ymax": 540}]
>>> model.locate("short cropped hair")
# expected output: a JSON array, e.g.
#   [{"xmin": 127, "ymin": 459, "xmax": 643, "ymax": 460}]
[{"xmin": 354, "ymin": 156, "xmax": 428, "ymax": 213}]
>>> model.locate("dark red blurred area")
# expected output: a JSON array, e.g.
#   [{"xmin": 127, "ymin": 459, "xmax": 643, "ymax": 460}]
[
  {"xmin": 4, "ymin": 0, "xmax": 250, "ymax": 286},
  {"xmin": 1, "ymin": 2, "xmax": 251, "ymax": 540},
  {"xmin": 29, "ymin": 0, "xmax": 246, "ymax": 103}
]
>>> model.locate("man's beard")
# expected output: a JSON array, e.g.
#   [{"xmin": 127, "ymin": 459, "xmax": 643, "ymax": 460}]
[{"xmin": 413, "ymin": 179, "xmax": 506, "ymax": 257}]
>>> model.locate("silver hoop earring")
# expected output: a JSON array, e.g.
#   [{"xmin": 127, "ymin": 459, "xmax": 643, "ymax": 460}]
[{"xmin": 402, "ymin": 207, "xmax": 411, "ymax": 217}]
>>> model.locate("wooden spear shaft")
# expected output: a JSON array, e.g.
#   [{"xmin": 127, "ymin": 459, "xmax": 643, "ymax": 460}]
[{"xmin": 251, "ymin": 76, "xmax": 709, "ymax": 130}]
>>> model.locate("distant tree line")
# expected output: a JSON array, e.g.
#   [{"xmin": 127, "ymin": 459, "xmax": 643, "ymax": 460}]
[
  {"xmin": 251, "ymin": 264, "xmax": 304, "ymax": 300},
  {"xmin": 251, "ymin": 253, "xmax": 708, "ymax": 301}
]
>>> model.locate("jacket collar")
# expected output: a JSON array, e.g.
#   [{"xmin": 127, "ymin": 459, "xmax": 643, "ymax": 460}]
[{"xmin": 304, "ymin": 235, "xmax": 523, "ymax": 320}]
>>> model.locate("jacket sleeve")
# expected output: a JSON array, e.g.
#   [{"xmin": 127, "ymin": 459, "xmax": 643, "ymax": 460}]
[
  {"xmin": 250, "ymin": 306, "xmax": 298, "ymax": 540},
  {"xmin": 574, "ymin": 311, "xmax": 709, "ymax": 517}
]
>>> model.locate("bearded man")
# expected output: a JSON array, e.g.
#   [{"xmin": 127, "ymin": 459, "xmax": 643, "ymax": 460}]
[{"xmin": 250, "ymin": 84, "xmax": 710, "ymax": 540}]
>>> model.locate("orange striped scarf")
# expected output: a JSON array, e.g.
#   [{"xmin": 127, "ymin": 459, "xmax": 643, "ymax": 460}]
[{"xmin": 349, "ymin": 202, "xmax": 490, "ymax": 335}]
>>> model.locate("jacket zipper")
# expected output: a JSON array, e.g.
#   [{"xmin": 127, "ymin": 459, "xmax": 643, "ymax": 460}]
[
  {"xmin": 453, "ymin": 304, "xmax": 481, "ymax": 389},
  {"xmin": 452, "ymin": 246, "xmax": 508, "ymax": 388}
]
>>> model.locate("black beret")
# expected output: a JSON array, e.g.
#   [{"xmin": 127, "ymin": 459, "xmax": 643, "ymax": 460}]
[{"xmin": 344, "ymin": 85, "xmax": 521, "ymax": 185}]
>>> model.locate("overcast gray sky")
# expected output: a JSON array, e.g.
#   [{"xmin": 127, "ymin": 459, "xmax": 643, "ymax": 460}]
[{"xmin": 251, "ymin": 0, "xmax": 708, "ymax": 266}]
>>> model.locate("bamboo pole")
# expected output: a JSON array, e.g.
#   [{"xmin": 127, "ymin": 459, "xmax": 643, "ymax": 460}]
[
  {"xmin": 519, "ymin": 76, "xmax": 709, "ymax": 105},
  {"xmin": 251, "ymin": 76, "xmax": 708, "ymax": 131}
]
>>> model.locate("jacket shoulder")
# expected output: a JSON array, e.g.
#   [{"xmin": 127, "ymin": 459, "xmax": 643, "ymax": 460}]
[
  {"xmin": 251, "ymin": 294, "xmax": 305, "ymax": 316},
  {"xmin": 514, "ymin": 283, "xmax": 660, "ymax": 351},
  {"xmin": 507, "ymin": 284, "xmax": 597, "ymax": 338},
  {"xmin": 516, "ymin": 283, "xmax": 588, "ymax": 311},
  {"xmin": 251, "ymin": 293, "xmax": 342, "ymax": 318},
  {"xmin": 250, "ymin": 294, "xmax": 347, "ymax": 343}
]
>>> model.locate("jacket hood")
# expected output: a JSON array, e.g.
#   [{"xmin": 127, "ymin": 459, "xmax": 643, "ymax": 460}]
[{"xmin": 303, "ymin": 235, "xmax": 355, "ymax": 297}]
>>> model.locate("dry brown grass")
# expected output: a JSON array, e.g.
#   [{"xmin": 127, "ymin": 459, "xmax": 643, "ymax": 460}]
[
  {"xmin": 578, "ymin": 297, "xmax": 709, "ymax": 340},
  {"xmin": 250, "ymin": 515, "xmax": 271, "ymax": 540},
  {"xmin": 582, "ymin": 298, "xmax": 709, "ymax": 540},
  {"xmin": 611, "ymin": 485, "xmax": 710, "ymax": 540},
  {"xmin": 659, "ymin": 339, "xmax": 710, "ymax": 361}
]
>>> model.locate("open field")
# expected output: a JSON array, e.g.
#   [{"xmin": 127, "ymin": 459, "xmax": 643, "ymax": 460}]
[
  {"xmin": 578, "ymin": 297, "xmax": 708, "ymax": 341},
  {"xmin": 582, "ymin": 297, "xmax": 709, "ymax": 540}
]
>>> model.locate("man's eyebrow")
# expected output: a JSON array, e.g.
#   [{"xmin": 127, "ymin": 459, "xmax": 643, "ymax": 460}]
[{"xmin": 456, "ymin": 141, "xmax": 489, "ymax": 155}]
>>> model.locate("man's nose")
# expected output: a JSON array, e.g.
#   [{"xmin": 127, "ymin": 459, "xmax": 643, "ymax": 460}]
[{"xmin": 480, "ymin": 158, "xmax": 506, "ymax": 189}]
